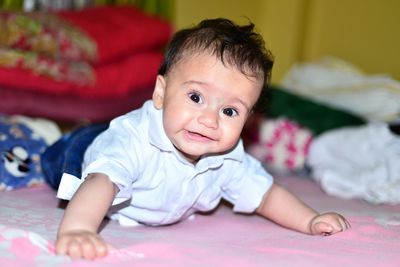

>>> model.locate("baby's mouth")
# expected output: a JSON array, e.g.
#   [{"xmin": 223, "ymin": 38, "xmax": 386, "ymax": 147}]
[{"xmin": 185, "ymin": 130, "xmax": 215, "ymax": 142}]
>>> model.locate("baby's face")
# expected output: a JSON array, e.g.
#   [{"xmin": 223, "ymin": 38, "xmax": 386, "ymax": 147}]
[{"xmin": 152, "ymin": 52, "xmax": 263, "ymax": 163}]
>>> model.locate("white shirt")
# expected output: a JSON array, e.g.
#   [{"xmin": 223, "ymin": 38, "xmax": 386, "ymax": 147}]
[{"xmin": 57, "ymin": 100, "xmax": 273, "ymax": 226}]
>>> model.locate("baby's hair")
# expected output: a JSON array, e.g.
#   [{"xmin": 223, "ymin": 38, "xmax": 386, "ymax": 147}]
[{"xmin": 158, "ymin": 18, "xmax": 274, "ymax": 86}]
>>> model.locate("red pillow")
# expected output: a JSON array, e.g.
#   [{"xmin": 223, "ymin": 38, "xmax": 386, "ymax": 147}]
[
  {"xmin": 0, "ymin": 6, "xmax": 172, "ymax": 64},
  {"xmin": 58, "ymin": 5, "xmax": 172, "ymax": 64},
  {"xmin": 0, "ymin": 51, "xmax": 163, "ymax": 98}
]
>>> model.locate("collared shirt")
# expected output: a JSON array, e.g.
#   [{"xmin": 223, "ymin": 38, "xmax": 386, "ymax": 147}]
[{"xmin": 57, "ymin": 100, "xmax": 273, "ymax": 226}]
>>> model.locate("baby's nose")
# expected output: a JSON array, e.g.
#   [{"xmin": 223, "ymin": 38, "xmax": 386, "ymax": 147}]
[{"xmin": 198, "ymin": 109, "xmax": 218, "ymax": 129}]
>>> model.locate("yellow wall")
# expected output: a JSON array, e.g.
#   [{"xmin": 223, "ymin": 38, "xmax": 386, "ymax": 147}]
[
  {"xmin": 301, "ymin": 0, "xmax": 400, "ymax": 79},
  {"xmin": 172, "ymin": 0, "xmax": 400, "ymax": 83}
]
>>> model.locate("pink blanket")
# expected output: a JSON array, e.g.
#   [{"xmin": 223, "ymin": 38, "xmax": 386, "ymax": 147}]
[{"xmin": 1, "ymin": 176, "xmax": 399, "ymax": 266}]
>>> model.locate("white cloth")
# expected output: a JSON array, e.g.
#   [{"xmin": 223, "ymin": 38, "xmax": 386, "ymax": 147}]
[
  {"xmin": 10, "ymin": 115, "xmax": 62, "ymax": 145},
  {"xmin": 57, "ymin": 100, "xmax": 273, "ymax": 226},
  {"xmin": 307, "ymin": 123, "xmax": 400, "ymax": 204},
  {"xmin": 281, "ymin": 57, "xmax": 400, "ymax": 122}
]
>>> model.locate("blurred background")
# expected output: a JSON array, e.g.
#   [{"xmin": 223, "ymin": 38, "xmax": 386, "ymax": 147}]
[{"xmin": 1, "ymin": 0, "xmax": 399, "ymax": 83}]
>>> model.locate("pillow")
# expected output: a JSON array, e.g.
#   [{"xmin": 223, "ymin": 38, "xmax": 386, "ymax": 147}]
[
  {"xmin": 0, "ymin": 51, "xmax": 162, "ymax": 98},
  {"xmin": 0, "ymin": 48, "xmax": 95, "ymax": 86},
  {"xmin": 0, "ymin": 6, "xmax": 172, "ymax": 64},
  {"xmin": 58, "ymin": 5, "xmax": 172, "ymax": 64}
]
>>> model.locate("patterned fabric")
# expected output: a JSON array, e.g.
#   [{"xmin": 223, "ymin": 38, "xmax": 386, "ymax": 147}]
[
  {"xmin": 0, "ymin": 11, "xmax": 96, "ymax": 61},
  {"xmin": 0, "ymin": 6, "xmax": 171, "ymax": 98},
  {"xmin": 248, "ymin": 117, "xmax": 313, "ymax": 172},
  {"xmin": 0, "ymin": 115, "xmax": 47, "ymax": 191},
  {"xmin": 0, "ymin": 11, "xmax": 96, "ymax": 85},
  {"xmin": 0, "ymin": 224, "xmax": 69, "ymax": 266},
  {"xmin": 0, "ymin": 48, "xmax": 95, "ymax": 86}
]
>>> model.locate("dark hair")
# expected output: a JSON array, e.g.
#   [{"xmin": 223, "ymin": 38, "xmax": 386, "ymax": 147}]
[{"xmin": 158, "ymin": 18, "xmax": 274, "ymax": 87}]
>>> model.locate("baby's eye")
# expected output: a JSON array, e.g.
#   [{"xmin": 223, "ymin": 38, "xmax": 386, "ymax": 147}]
[
  {"xmin": 188, "ymin": 92, "xmax": 203, "ymax": 103},
  {"xmin": 222, "ymin": 108, "xmax": 238, "ymax": 117}
]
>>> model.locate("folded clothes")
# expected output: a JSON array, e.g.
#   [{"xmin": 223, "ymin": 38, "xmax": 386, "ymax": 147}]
[
  {"xmin": 281, "ymin": 57, "xmax": 400, "ymax": 122},
  {"xmin": 0, "ymin": 51, "xmax": 163, "ymax": 98},
  {"xmin": 247, "ymin": 86, "xmax": 365, "ymax": 173},
  {"xmin": 0, "ymin": 6, "xmax": 172, "ymax": 64},
  {"xmin": 0, "ymin": 6, "xmax": 172, "ymax": 97},
  {"xmin": 0, "ymin": 84, "xmax": 154, "ymax": 122},
  {"xmin": 257, "ymin": 86, "xmax": 365, "ymax": 136}
]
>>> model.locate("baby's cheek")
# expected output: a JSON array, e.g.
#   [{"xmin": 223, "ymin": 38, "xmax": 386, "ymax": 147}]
[{"xmin": 225, "ymin": 132, "xmax": 242, "ymax": 148}]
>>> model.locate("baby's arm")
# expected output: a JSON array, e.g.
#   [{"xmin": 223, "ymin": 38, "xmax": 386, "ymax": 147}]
[
  {"xmin": 56, "ymin": 173, "xmax": 118, "ymax": 259},
  {"xmin": 256, "ymin": 184, "xmax": 350, "ymax": 235}
]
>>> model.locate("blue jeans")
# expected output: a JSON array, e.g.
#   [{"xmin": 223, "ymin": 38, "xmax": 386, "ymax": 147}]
[{"xmin": 41, "ymin": 124, "xmax": 108, "ymax": 190}]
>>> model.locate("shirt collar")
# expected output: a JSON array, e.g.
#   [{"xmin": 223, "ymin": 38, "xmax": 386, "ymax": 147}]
[
  {"xmin": 147, "ymin": 101, "xmax": 175, "ymax": 152},
  {"xmin": 147, "ymin": 100, "xmax": 244, "ymax": 167}
]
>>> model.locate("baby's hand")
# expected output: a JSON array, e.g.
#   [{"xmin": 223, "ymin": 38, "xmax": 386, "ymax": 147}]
[
  {"xmin": 55, "ymin": 230, "xmax": 110, "ymax": 260},
  {"xmin": 309, "ymin": 212, "xmax": 350, "ymax": 236}
]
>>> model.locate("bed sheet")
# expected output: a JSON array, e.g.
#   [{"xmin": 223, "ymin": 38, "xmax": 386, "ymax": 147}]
[{"xmin": 1, "ymin": 175, "xmax": 399, "ymax": 267}]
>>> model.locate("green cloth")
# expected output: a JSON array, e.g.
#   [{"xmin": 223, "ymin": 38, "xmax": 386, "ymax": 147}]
[{"xmin": 256, "ymin": 86, "xmax": 366, "ymax": 136}]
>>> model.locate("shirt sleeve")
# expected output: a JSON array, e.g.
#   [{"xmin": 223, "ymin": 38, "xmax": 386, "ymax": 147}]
[
  {"xmin": 81, "ymin": 116, "xmax": 143, "ymax": 205},
  {"xmin": 221, "ymin": 153, "xmax": 274, "ymax": 213}
]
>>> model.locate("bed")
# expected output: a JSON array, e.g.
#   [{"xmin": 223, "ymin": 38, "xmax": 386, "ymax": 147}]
[{"xmin": 1, "ymin": 174, "xmax": 400, "ymax": 267}]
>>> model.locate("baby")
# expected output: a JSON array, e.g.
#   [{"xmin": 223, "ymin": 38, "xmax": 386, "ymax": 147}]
[{"xmin": 54, "ymin": 18, "xmax": 350, "ymax": 259}]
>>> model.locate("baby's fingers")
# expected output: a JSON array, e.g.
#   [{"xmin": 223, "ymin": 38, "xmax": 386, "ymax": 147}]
[
  {"xmin": 67, "ymin": 239, "xmax": 89, "ymax": 260},
  {"xmin": 71, "ymin": 235, "xmax": 108, "ymax": 260},
  {"xmin": 327, "ymin": 214, "xmax": 350, "ymax": 234},
  {"xmin": 55, "ymin": 236, "xmax": 70, "ymax": 256},
  {"xmin": 337, "ymin": 216, "xmax": 351, "ymax": 232},
  {"xmin": 56, "ymin": 233, "xmax": 109, "ymax": 260},
  {"xmin": 310, "ymin": 213, "xmax": 351, "ymax": 235},
  {"xmin": 89, "ymin": 235, "xmax": 109, "ymax": 258},
  {"xmin": 312, "ymin": 221, "xmax": 333, "ymax": 236}
]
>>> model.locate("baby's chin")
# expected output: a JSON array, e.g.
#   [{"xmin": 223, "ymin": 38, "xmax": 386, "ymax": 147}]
[{"xmin": 173, "ymin": 139, "xmax": 239, "ymax": 163}]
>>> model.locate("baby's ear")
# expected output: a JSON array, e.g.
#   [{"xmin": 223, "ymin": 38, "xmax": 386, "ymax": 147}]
[{"xmin": 152, "ymin": 75, "xmax": 166, "ymax": 109}]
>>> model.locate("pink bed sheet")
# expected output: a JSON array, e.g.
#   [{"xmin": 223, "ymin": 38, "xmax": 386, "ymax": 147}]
[{"xmin": 1, "ymin": 176, "xmax": 399, "ymax": 267}]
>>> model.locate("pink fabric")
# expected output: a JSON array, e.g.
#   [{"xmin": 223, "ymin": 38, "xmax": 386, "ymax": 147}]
[
  {"xmin": 0, "ymin": 85, "xmax": 153, "ymax": 123},
  {"xmin": 1, "ymin": 176, "xmax": 399, "ymax": 266},
  {"xmin": 248, "ymin": 118, "xmax": 313, "ymax": 172}
]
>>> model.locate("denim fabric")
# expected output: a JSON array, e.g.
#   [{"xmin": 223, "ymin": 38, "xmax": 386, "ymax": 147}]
[{"xmin": 41, "ymin": 124, "xmax": 108, "ymax": 190}]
